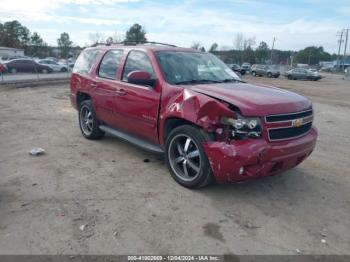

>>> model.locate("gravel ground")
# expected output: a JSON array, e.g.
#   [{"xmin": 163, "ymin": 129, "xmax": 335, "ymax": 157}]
[{"xmin": 0, "ymin": 73, "xmax": 349, "ymax": 255}]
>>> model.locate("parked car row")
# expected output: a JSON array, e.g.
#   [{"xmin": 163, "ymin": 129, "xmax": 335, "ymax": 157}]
[
  {"xmin": 284, "ymin": 68, "xmax": 322, "ymax": 81},
  {"xmin": 2, "ymin": 59, "xmax": 53, "ymax": 74},
  {"xmin": 0, "ymin": 57, "xmax": 76, "ymax": 74},
  {"xmin": 251, "ymin": 64, "xmax": 280, "ymax": 78}
]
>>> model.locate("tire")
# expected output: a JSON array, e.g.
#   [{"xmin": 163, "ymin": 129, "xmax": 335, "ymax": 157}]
[
  {"xmin": 60, "ymin": 67, "xmax": 68, "ymax": 72},
  {"xmin": 267, "ymin": 72, "xmax": 272, "ymax": 78},
  {"xmin": 78, "ymin": 100, "xmax": 105, "ymax": 140},
  {"xmin": 252, "ymin": 71, "xmax": 256, "ymax": 76},
  {"xmin": 165, "ymin": 125, "xmax": 213, "ymax": 188},
  {"xmin": 11, "ymin": 68, "xmax": 17, "ymax": 74},
  {"xmin": 42, "ymin": 69, "xmax": 48, "ymax": 74},
  {"xmin": 287, "ymin": 75, "xmax": 292, "ymax": 80}
]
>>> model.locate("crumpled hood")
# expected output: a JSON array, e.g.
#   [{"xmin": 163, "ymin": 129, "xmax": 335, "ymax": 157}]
[{"xmin": 187, "ymin": 82, "xmax": 311, "ymax": 116}]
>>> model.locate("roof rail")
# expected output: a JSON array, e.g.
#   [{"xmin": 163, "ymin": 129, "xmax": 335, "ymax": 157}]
[
  {"xmin": 89, "ymin": 41, "xmax": 177, "ymax": 48},
  {"xmin": 120, "ymin": 41, "xmax": 177, "ymax": 47}
]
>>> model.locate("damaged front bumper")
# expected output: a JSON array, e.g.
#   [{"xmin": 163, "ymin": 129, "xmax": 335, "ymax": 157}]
[{"xmin": 203, "ymin": 127, "xmax": 317, "ymax": 183}]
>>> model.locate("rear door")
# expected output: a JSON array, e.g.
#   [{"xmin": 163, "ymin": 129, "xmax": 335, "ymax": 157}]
[
  {"xmin": 114, "ymin": 50, "xmax": 161, "ymax": 144},
  {"xmin": 93, "ymin": 49, "xmax": 124, "ymax": 126}
]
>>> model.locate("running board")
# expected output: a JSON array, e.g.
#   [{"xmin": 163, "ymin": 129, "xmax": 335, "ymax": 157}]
[{"xmin": 99, "ymin": 125, "xmax": 164, "ymax": 154}]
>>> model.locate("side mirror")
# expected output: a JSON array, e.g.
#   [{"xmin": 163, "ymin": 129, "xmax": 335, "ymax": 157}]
[{"xmin": 127, "ymin": 71, "xmax": 155, "ymax": 87}]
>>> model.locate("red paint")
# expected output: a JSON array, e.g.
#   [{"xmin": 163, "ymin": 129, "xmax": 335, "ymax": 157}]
[{"xmin": 70, "ymin": 45, "xmax": 317, "ymax": 183}]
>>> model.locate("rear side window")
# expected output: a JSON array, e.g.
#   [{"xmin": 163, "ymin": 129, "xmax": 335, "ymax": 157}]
[
  {"xmin": 98, "ymin": 49, "xmax": 123, "ymax": 79},
  {"xmin": 122, "ymin": 51, "xmax": 155, "ymax": 81},
  {"xmin": 73, "ymin": 49, "xmax": 100, "ymax": 75}
]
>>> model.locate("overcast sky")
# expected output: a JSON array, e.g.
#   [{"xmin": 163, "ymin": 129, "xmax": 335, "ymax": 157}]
[{"xmin": 0, "ymin": 0, "xmax": 349, "ymax": 53}]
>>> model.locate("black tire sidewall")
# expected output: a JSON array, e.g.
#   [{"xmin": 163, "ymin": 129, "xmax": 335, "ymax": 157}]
[
  {"xmin": 165, "ymin": 125, "xmax": 213, "ymax": 188},
  {"xmin": 78, "ymin": 100, "xmax": 104, "ymax": 139}
]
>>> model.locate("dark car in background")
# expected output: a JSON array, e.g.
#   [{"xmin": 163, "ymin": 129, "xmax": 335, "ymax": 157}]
[
  {"xmin": 4, "ymin": 58, "xmax": 53, "ymax": 74},
  {"xmin": 251, "ymin": 64, "xmax": 280, "ymax": 78},
  {"xmin": 241, "ymin": 62, "xmax": 251, "ymax": 73},
  {"xmin": 285, "ymin": 68, "xmax": 322, "ymax": 81},
  {"xmin": 230, "ymin": 64, "xmax": 246, "ymax": 75}
]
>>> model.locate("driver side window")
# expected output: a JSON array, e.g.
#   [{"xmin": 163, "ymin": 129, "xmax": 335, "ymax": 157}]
[{"xmin": 122, "ymin": 51, "xmax": 155, "ymax": 82}]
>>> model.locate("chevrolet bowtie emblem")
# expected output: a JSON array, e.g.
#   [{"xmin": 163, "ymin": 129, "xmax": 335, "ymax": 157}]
[{"xmin": 292, "ymin": 118, "xmax": 303, "ymax": 127}]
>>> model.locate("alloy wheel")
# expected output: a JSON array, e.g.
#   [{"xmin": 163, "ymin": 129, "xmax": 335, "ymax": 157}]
[
  {"xmin": 168, "ymin": 134, "xmax": 201, "ymax": 182},
  {"xmin": 80, "ymin": 105, "xmax": 93, "ymax": 136}
]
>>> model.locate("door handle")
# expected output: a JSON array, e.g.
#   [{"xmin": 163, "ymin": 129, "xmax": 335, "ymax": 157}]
[
  {"xmin": 90, "ymin": 82, "xmax": 97, "ymax": 88},
  {"xmin": 116, "ymin": 89, "xmax": 127, "ymax": 96}
]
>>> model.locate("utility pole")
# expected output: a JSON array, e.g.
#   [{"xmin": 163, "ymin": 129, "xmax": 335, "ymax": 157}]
[
  {"xmin": 343, "ymin": 29, "xmax": 349, "ymax": 71},
  {"xmin": 270, "ymin": 37, "xmax": 276, "ymax": 64},
  {"xmin": 337, "ymin": 31, "xmax": 344, "ymax": 71}
]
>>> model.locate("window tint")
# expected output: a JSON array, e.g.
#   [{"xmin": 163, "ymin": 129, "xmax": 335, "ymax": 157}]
[
  {"xmin": 98, "ymin": 50, "xmax": 123, "ymax": 79},
  {"xmin": 122, "ymin": 51, "xmax": 155, "ymax": 82},
  {"xmin": 73, "ymin": 49, "xmax": 100, "ymax": 75}
]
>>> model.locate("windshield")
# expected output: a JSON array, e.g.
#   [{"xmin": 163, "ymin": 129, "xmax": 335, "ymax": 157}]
[{"xmin": 155, "ymin": 51, "xmax": 241, "ymax": 85}]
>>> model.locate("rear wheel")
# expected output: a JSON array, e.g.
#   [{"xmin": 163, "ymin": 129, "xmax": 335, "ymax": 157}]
[
  {"xmin": 78, "ymin": 100, "xmax": 104, "ymax": 140},
  {"xmin": 165, "ymin": 125, "xmax": 213, "ymax": 188},
  {"xmin": 11, "ymin": 68, "xmax": 17, "ymax": 74},
  {"xmin": 287, "ymin": 75, "xmax": 292, "ymax": 80},
  {"xmin": 42, "ymin": 69, "xmax": 48, "ymax": 74}
]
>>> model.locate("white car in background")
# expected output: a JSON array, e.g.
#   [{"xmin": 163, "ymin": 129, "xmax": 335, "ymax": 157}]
[{"xmin": 37, "ymin": 59, "xmax": 68, "ymax": 72}]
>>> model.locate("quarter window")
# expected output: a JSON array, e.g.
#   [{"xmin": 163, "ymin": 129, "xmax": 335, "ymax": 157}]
[
  {"xmin": 98, "ymin": 50, "xmax": 123, "ymax": 79},
  {"xmin": 122, "ymin": 51, "xmax": 155, "ymax": 82},
  {"xmin": 73, "ymin": 49, "xmax": 100, "ymax": 75}
]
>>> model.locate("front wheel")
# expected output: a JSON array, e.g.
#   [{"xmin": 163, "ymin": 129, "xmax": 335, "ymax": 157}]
[
  {"xmin": 78, "ymin": 100, "xmax": 104, "ymax": 140},
  {"xmin": 252, "ymin": 71, "xmax": 257, "ymax": 76},
  {"xmin": 267, "ymin": 72, "xmax": 272, "ymax": 78},
  {"xmin": 165, "ymin": 125, "xmax": 213, "ymax": 188}
]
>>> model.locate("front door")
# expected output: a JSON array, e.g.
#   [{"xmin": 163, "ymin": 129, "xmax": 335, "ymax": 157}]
[{"xmin": 114, "ymin": 50, "xmax": 160, "ymax": 144}]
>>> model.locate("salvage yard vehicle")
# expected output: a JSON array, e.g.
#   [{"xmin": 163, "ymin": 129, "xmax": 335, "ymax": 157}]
[
  {"xmin": 229, "ymin": 64, "xmax": 246, "ymax": 75},
  {"xmin": 70, "ymin": 43, "xmax": 317, "ymax": 188},
  {"xmin": 38, "ymin": 59, "xmax": 68, "ymax": 72},
  {"xmin": 251, "ymin": 64, "xmax": 280, "ymax": 78},
  {"xmin": 285, "ymin": 68, "xmax": 322, "ymax": 81},
  {"xmin": 4, "ymin": 58, "xmax": 53, "ymax": 74}
]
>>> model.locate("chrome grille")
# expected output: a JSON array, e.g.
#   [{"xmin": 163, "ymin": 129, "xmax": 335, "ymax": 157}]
[{"xmin": 266, "ymin": 109, "xmax": 313, "ymax": 141}]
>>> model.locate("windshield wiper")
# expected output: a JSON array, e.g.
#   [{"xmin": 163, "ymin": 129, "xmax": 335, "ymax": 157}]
[
  {"xmin": 220, "ymin": 78, "xmax": 245, "ymax": 83},
  {"xmin": 174, "ymin": 79, "xmax": 224, "ymax": 85}
]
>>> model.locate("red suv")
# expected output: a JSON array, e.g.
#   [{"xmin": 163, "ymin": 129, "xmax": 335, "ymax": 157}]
[{"xmin": 70, "ymin": 43, "xmax": 317, "ymax": 188}]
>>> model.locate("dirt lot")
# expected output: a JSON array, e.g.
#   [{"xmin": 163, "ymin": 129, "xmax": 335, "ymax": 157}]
[{"xmin": 0, "ymin": 73, "xmax": 349, "ymax": 255}]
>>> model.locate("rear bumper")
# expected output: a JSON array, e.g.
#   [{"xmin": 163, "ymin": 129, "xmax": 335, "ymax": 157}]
[{"xmin": 203, "ymin": 127, "xmax": 317, "ymax": 183}]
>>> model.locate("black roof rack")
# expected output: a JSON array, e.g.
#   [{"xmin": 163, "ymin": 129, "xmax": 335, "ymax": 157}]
[
  {"xmin": 89, "ymin": 41, "xmax": 177, "ymax": 48},
  {"xmin": 120, "ymin": 41, "xmax": 177, "ymax": 47}
]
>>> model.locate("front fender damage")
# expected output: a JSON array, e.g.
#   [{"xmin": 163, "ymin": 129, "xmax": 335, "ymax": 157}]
[{"xmin": 166, "ymin": 89, "xmax": 235, "ymax": 132}]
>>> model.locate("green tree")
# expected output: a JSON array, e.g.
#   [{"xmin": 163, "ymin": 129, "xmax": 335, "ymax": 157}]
[
  {"xmin": 0, "ymin": 20, "xmax": 30, "ymax": 48},
  {"xmin": 106, "ymin": 36, "xmax": 114, "ymax": 44},
  {"xmin": 125, "ymin": 23, "xmax": 147, "ymax": 43},
  {"xmin": 209, "ymin": 43, "xmax": 218, "ymax": 52},
  {"xmin": 255, "ymin": 41, "xmax": 269, "ymax": 63},
  {"xmin": 27, "ymin": 32, "xmax": 48, "ymax": 57},
  {"xmin": 57, "ymin": 32, "xmax": 73, "ymax": 58},
  {"xmin": 242, "ymin": 46, "xmax": 256, "ymax": 64},
  {"xmin": 295, "ymin": 46, "xmax": 332, "ymax": 65}
]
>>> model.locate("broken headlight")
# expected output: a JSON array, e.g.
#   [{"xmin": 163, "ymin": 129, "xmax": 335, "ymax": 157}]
[{"xmin": 221, "ymin": 115, "xmax": 262, "ymax": 139}]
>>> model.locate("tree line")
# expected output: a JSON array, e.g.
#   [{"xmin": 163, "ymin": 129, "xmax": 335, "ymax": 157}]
[
  {"xmin": 0, "ymin": 20, "xmax": 338, "ymax": 64},
  {"xmin": 193, "ymin": 33, "xmax": 337, "ymax": 65}
]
